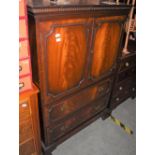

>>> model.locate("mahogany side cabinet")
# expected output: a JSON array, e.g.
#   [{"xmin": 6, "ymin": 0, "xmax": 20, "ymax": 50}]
[
  {"xmin": 27, "ymin": 1, "xmax": 131, "ymax": 154},
  {"xmin": 19, "ymin": 84, "xmax": 41, "ymax": 155}
]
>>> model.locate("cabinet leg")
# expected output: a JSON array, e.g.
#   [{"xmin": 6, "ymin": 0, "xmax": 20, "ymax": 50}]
[
  {"xmin": 101, "ymin": 115, "xmax": 106, "ymax": 120},
  {"xmin": 101, "ymin": 110, "xmax": 111, "ymax": 121},
  {"xmin": 42, "ymin": 141, "xmax": 56, "ymax": 155},
  {"xmin": 43, "ymin": 150, "xmax": 53, "ymax": 155}
]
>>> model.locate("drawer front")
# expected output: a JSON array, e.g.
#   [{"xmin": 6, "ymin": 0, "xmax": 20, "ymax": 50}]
[
  {"xmin": 111, "ymin": 94, "xmax": 128, "ymax": 108},
  {"xmin": 111, "ymin": 77, "xmax": 136, "ymax": 108},
  {"xmin": 48, "ymin": 79, "xmax": 112, "ymax": 123},
  {"xmin": 19, "ymin": 101, "xmax": 30, "ymax": 122},
  {"xmin": 113, "ymin": 78, "xmax": 132, "ymax": 97},
  {"xmin": 111, "ymin": 89, "xmax": 130, "ymax": 108},
  {"xmin": 97, "ymin": 80, "xmax": 111, "ymax": 97},
  {"xmin": 19, "ymin": 0, "xmax": 25, "ymax": 16},
  {"xmin": 19, "ymin": 40, "xmax": 29, "ymax": 59},
  {"xmin": 19, "ymin": 139, "xmax": 35, "ymax": 155},
  {"xmin": 117, "ymin": 67, "xmax": 136, "ymax": 82},
  {"xmin": 19, "ymin": 119, "xmax": 33, "ymax": 143},
  {"xmin": 47, "ymin": 95, "xmax": 109, "ymax": 143},
  {"xmin": 119, "ymin": 56, "xmax": 136, "ymax": 72},
  {"xmin": 19, "ymin": 19, "xmax": 27, "ymax": 38},
  {"xmin": 19, "ymin": 76, "xmax": 32, "ymax": 93},
  {"xmin": 19, "ymin": 59, "xmax": 31, "ymax": 76},
  {"xmin": 111, "ymin": 84, "xmax": 134, "ymax": 108}
]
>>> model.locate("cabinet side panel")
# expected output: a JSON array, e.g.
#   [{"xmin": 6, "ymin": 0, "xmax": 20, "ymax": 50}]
[
  {"xmin": 30, "ymin": 93, "xmax": 41, "ymax": 155},
  {"xmin": 28, "ymin": 14, "xmax": 39, "ymax": 86}
]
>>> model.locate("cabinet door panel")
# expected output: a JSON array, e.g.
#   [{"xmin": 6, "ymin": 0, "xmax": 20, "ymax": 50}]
[
  {"xmin": 46, "ymin": 25, "xmax": 87, "ymax": 95},
  {"xmin": 91, "ymin": 22, "xmax": 122, "ymax": 79},
  {"xmin": 39, "ymin": 18, "xmax": 90, "ymax": 99}
]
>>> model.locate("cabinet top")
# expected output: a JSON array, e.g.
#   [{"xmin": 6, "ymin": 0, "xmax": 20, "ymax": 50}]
[{"xmin": 27, "ymin": 0, "xmax": 131, "ymax": 15}]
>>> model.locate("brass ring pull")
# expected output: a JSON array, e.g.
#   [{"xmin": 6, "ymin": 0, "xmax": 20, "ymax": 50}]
[
  {"xmin": 125, "ymin": 62, "xmax": 129, "ymax": 67},
  {"xmin": 19, "ymin": 82, "xmax": 24, "ymax": 90},
  {"xmin": 19, "ymin": 66, "xmax": 22, "ymax": 72},
  {"xmin": 119, "ymin": 86, "xmax": 123, "ymax": 90},
  {"xmin": 116, "ymin": 97, "xmax": 120, "ymax": 101}
]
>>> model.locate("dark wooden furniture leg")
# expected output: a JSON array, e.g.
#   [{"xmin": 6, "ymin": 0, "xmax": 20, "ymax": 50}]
[
  {"xmin": 101, "ymin": 109, "xmax": 111, "ymax": 121},
  {"xmin": 42, "ymin": 141, "xmax": 56, "ymax": 155}
]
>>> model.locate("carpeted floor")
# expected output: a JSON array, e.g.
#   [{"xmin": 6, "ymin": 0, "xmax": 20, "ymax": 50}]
[{"xmin": 52, "ymin": 98, "xmax": 136, "ymax": 155}]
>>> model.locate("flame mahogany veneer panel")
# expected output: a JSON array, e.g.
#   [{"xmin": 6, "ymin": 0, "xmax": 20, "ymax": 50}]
[
  {"xmin": 46, "ymin": 25, "xmax": 88, "ymax": 95},
  {"xmin": 91, "ymin": 22, "xmax": 121, "ymax": 79}
]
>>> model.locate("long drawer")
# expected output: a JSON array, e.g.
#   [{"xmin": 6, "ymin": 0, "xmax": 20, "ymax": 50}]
[
  {"xmin": 44, "ymin": 78, "xmax": 112, "ymax": 126},
  {"xmin": 46, "ymin": 94, "xmax": 109, "ymax": 144}
]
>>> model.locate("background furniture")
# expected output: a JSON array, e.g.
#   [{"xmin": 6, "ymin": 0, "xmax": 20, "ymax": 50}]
[
  {"xmin": 27, "ymin": 1, "xmax": 131, "ymax": 154},
  {"xmin": 109, "ymin": 0, "xmax": 136, "ymax": 110},
  {"xmin": 109, "ymin": 52, "xmax": 136, "ymax": 110},
  {"xmin": 19, "ymin": 0, "xmax": 41, "ymax": 154},
  {"xmin": 19, "ymin": 0, "xmax": 33, "ymax": 93},
  {"xmin": 19, "ymin": 85, "xmax": 41, "ymax": 155},
  {"xmin": 122, "ymin": 0, "xmax": 136, "ymax": 54}
]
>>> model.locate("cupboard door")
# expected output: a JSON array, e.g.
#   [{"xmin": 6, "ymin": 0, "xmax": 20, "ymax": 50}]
[
  {"xmin": 39, "ymin": 19, "xmax": 90, "ymax": 98},
  {"xmin": 90, "ymin": 21, "xmax": 122, "ymax": 79}
]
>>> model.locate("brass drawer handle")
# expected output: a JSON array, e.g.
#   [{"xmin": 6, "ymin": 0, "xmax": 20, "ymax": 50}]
[
  {"xmin": 119, "ymin": 86, "xmax": 123, "ymax": 90},
  {"xmin": 116, "ymin": 97, "xmax": 120, "ymax": 101},
  {"xmin": 19, "ymin": 66, "xmax": 22, "ymax": 72},
  {"xmin": 19, "ymin": 82, "xmax": 24, "ymax": 90},
  {"xmin": 125, "ymin": 62, "xmax": 129, "ymax": 67}
]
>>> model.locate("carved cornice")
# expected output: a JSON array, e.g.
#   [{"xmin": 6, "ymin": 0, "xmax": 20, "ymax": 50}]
[{"xmin": 27, "ymin": 5, "xmax": 131, "ymax": 15}]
